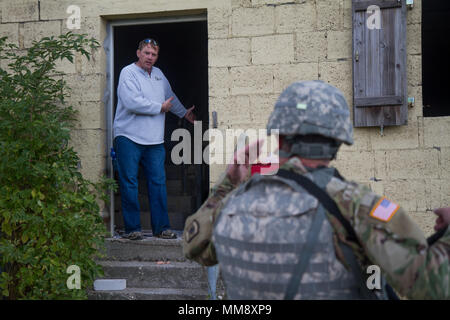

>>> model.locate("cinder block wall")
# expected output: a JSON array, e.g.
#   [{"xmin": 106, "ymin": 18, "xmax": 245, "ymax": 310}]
[
  {"xmin": 1, "ymin": 0, "xmax": 448, "ymax": 234},
  {"xmin": 208, "ymin": 0, "xmax": 448, "ymax": 236}
]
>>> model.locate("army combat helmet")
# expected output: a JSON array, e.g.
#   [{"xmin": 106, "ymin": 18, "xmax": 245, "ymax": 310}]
[{"xmin": 267, "ymin": 80, "xmax": 353, "ymax": 160}]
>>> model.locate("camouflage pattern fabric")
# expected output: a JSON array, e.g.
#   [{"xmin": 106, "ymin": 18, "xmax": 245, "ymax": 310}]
[
  {"xmin": 184, "ymin": 158, "xmax": 450, "ymax": 299},
  {"xmin": 184, "ymin": 79, "xmax": 449, "ymax": 299},
  {"xmin": 267, "ymin": 80, "xmax": 353, "ymax": 145},
  {"xmin": 182, "ymin": 172, "xmax": 236, "ymax": 266},
  {"xmin": 326, "ymin": 174, "xmax": 450, "ymax": 299},
  {"xmin": 213, "ymin": 159, "xmax": 363, "ymax": 300}
]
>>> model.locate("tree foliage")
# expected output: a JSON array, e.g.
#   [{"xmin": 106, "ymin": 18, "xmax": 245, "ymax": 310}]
[{"xmin": 0, "ymin": 32, "xmax": 114, "ymax": 299}]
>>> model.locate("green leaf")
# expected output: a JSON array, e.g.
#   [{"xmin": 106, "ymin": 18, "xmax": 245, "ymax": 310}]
[
  {"xmin": 21, "ymin": 233, "xmax": 28, "ymax": 243},
  {"xmin": 0, "ymin": 32, "xmax": 107, "ymax": 300},
  {"xmin": 1, "ymin": 222, "xmax": 12, "ymax": 236}
]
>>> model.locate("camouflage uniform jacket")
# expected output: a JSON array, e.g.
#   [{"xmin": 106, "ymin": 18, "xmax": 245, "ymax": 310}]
[{"xmin": 187, "ymin": 158, "xmax": 450, "ymax": 299}]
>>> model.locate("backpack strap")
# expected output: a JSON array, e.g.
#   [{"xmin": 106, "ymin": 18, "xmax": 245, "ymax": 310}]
[
  {"xmin": 427, "ymin": 227, "xmax": 447, "ymax": 246},
  {"xmin": 284, "ymin": 204, "xmax": 325, "ymax": 300},
  {"xmin": 338, "ymin": 242, "xmax": 381, "ymax": 300},
  {"xmin": 276, "ymin": 169, "xmax": 359, "ymax": 244},
  {"xmin": 276, "ymin": 169, "xmax": 384, "ymax": 300}
]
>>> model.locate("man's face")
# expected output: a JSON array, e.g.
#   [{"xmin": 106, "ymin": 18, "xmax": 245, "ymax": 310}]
[{"xmin": 137, "ymin": 44, "xmax": 159, "ymax": 71}]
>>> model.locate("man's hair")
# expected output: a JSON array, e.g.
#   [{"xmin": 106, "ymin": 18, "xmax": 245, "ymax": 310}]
[{"xmin": 138, "ymin": 39, "xmax": 159, "ymax": 51}]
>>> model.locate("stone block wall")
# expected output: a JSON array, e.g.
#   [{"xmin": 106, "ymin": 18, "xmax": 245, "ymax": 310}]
[
  {"xmin": 1, "ymin": 0, "xmax": 448, "ymax": 234},
  {"xmin": 207, "ymin": 0, "xmax": 447, "ymax": 235},
  {"xmin": 0, "ymin": 1, "xmax": 107, "ymax": 185}
]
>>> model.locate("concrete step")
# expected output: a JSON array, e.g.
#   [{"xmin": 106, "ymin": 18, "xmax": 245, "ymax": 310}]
[
  {"xmin": 101, "ymin": 236, "xmax": 186, "ymax": 262},
  {"xmin": 97, "ymin": 260, "xmax": 208, "ymax": 289},
  {"xmin": 94, "ymin": 237, "xmax": 227, "ymax": 301},
  {"xmin": 88, "ymin": 287, "xmax": 208, "ymax": 300}
]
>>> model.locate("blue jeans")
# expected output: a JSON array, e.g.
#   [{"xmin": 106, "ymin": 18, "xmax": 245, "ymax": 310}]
[{"xmin": 114, "ymin": 136, "xmax": 171, "ymax": 235}]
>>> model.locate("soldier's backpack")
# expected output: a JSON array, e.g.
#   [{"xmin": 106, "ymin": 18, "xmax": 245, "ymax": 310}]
[{"xmin": 276, "ymin": 169, "xmax": 396, "ymax": 300}]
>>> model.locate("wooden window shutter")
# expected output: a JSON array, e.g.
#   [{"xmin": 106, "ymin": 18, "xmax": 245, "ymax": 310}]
[{"xmin": 352, "ymin": 0, "xmax": 407, "ymax": 127}]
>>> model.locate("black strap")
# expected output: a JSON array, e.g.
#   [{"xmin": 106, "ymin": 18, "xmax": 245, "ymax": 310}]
[
  {"xmin": 277, "ymin": 169, "xmax": 384, "ymax": 299},
  {"xmin": 276, "ymin": 169, "xmax": 402, "ymax": 300},
  {"xmin": 276, "ymin": 169, "xmax": 359, "ymax": 244},
  {"xmin": 284, "ymin": 205, "xmax": 325, "ymax": 300},
  {"xmin": 339, "ymin": 242, "xmax": 379, "ymax": 300},
  {"xmin": 279, "ymin": 169, "xmax": 446, "ymax": 247},
  {"xmin": 427, "ymin": 227, "xmax": 447, "ymax": 246}
]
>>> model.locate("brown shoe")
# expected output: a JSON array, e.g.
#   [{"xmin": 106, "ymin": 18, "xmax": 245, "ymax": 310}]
[
  {"xmin": 155, "ymin": 230, "xmax": 177, "ymax": 239},
  {"xmin": 122, "ymin": 231, "xmax": 144, "ymax": 240}
]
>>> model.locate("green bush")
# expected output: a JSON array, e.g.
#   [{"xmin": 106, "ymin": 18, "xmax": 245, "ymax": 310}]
[{"xmin": 0, "ymin": 32, "xmax": 115, "ymax": 299}]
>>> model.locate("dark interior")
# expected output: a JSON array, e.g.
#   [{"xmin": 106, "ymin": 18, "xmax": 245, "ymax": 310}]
[
  {"xmin": 112, "ymin": 19, "xmax": 209, "ymax": 231},
  {"xmin": 422, "ymin": 2, "xmax": 450, "ymax": 117}
]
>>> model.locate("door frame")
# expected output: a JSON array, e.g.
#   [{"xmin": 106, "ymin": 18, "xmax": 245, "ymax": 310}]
[{"xmin": 104, "ymin": 13, "xmax": 207, "ymax": 236}]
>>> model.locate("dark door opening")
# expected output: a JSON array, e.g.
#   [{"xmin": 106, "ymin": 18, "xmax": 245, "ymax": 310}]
[
  {"xmin": 112, "ymin": 18, "xmax": 209, "ymax": 232},
  {"xmin": 422, "ymin": 2, "xmax": 450, "ymax": 117}
]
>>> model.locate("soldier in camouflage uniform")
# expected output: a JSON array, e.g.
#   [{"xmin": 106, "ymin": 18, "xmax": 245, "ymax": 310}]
[{"xmin": 183, "ymin": 81, "xmax": 450, "ymax": 299}]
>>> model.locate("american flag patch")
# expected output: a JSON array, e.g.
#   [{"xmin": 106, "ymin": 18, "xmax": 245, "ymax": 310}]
[{"xmin": 369, "ymin": 197, "xmax": 399, "ymax": 222}]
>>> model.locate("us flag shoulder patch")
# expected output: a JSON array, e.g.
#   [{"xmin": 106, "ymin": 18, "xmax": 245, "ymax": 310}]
[{"xmin": 369, "ymin": 197, "xmax": 400, "ymax": 222}]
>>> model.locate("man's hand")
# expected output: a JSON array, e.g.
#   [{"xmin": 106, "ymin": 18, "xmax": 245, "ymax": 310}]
[
  {"xmin": 184, "ymin": 105, "xmax": 196, "ymax": 124},
  {"xmin": 226, "ymin": 139, "xmax": 264, "ymax": 186},
  {"xmin": 161, "ymin": 97, "xmax": 174, "ymax": 113},
  {"xmin": 433, "ymin": 207, "xmax": 450, "ymax": 231}
]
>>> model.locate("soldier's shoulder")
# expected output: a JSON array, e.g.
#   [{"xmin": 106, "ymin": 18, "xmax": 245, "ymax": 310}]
[
  {"xmin": 326, "ymin": 175, "xmax": 378, "ymax": 209},
  {"xmin": 222, "ymin": 173, "xmax": 319, "ymax": 216}
]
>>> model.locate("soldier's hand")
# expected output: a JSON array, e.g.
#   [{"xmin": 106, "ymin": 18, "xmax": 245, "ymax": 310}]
[
  {"xmin": 433, "ymin": 207, "xmax": 450, "ymax": 231},
  {"xmin": 161, "ymin": 97, "xmax": 174, "ymax": 113},
  {"xmin": 226, "ymin": 139, "xmax": 264, "ymax": 186}
]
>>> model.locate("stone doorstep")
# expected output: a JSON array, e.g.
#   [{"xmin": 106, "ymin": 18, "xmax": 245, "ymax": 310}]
[
  {"xmin": 94, "ymin": 237, "xmax": 226, "ymax": 300},
  {"xmin": 97, "ymin": 260, "xmax": 208, "ymax": 290},
  {"xmin": 88, "ymin": 287, "xmax": 208, "ymax": 300}
]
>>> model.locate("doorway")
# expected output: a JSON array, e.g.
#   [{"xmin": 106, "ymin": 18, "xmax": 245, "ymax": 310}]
[{"xmin": 106, "ymin": 14, "xmax": 209, "ymax": 233}]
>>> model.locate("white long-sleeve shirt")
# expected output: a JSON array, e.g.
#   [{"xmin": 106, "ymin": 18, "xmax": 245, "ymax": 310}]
[{"xmin": 113, "ymin": 62, "xmax": 187, "ymax": 145}]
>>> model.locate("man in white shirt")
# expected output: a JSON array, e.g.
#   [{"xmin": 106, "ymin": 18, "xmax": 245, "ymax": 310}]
[{"xmin": 113, "ymin": 38, "xmax": 195, "ymax": 240}]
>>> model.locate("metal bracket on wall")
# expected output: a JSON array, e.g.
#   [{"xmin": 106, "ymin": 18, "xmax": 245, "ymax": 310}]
[{"xmin": 212, "ymin": 111, "xmax": 218, "ymax": 128}]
